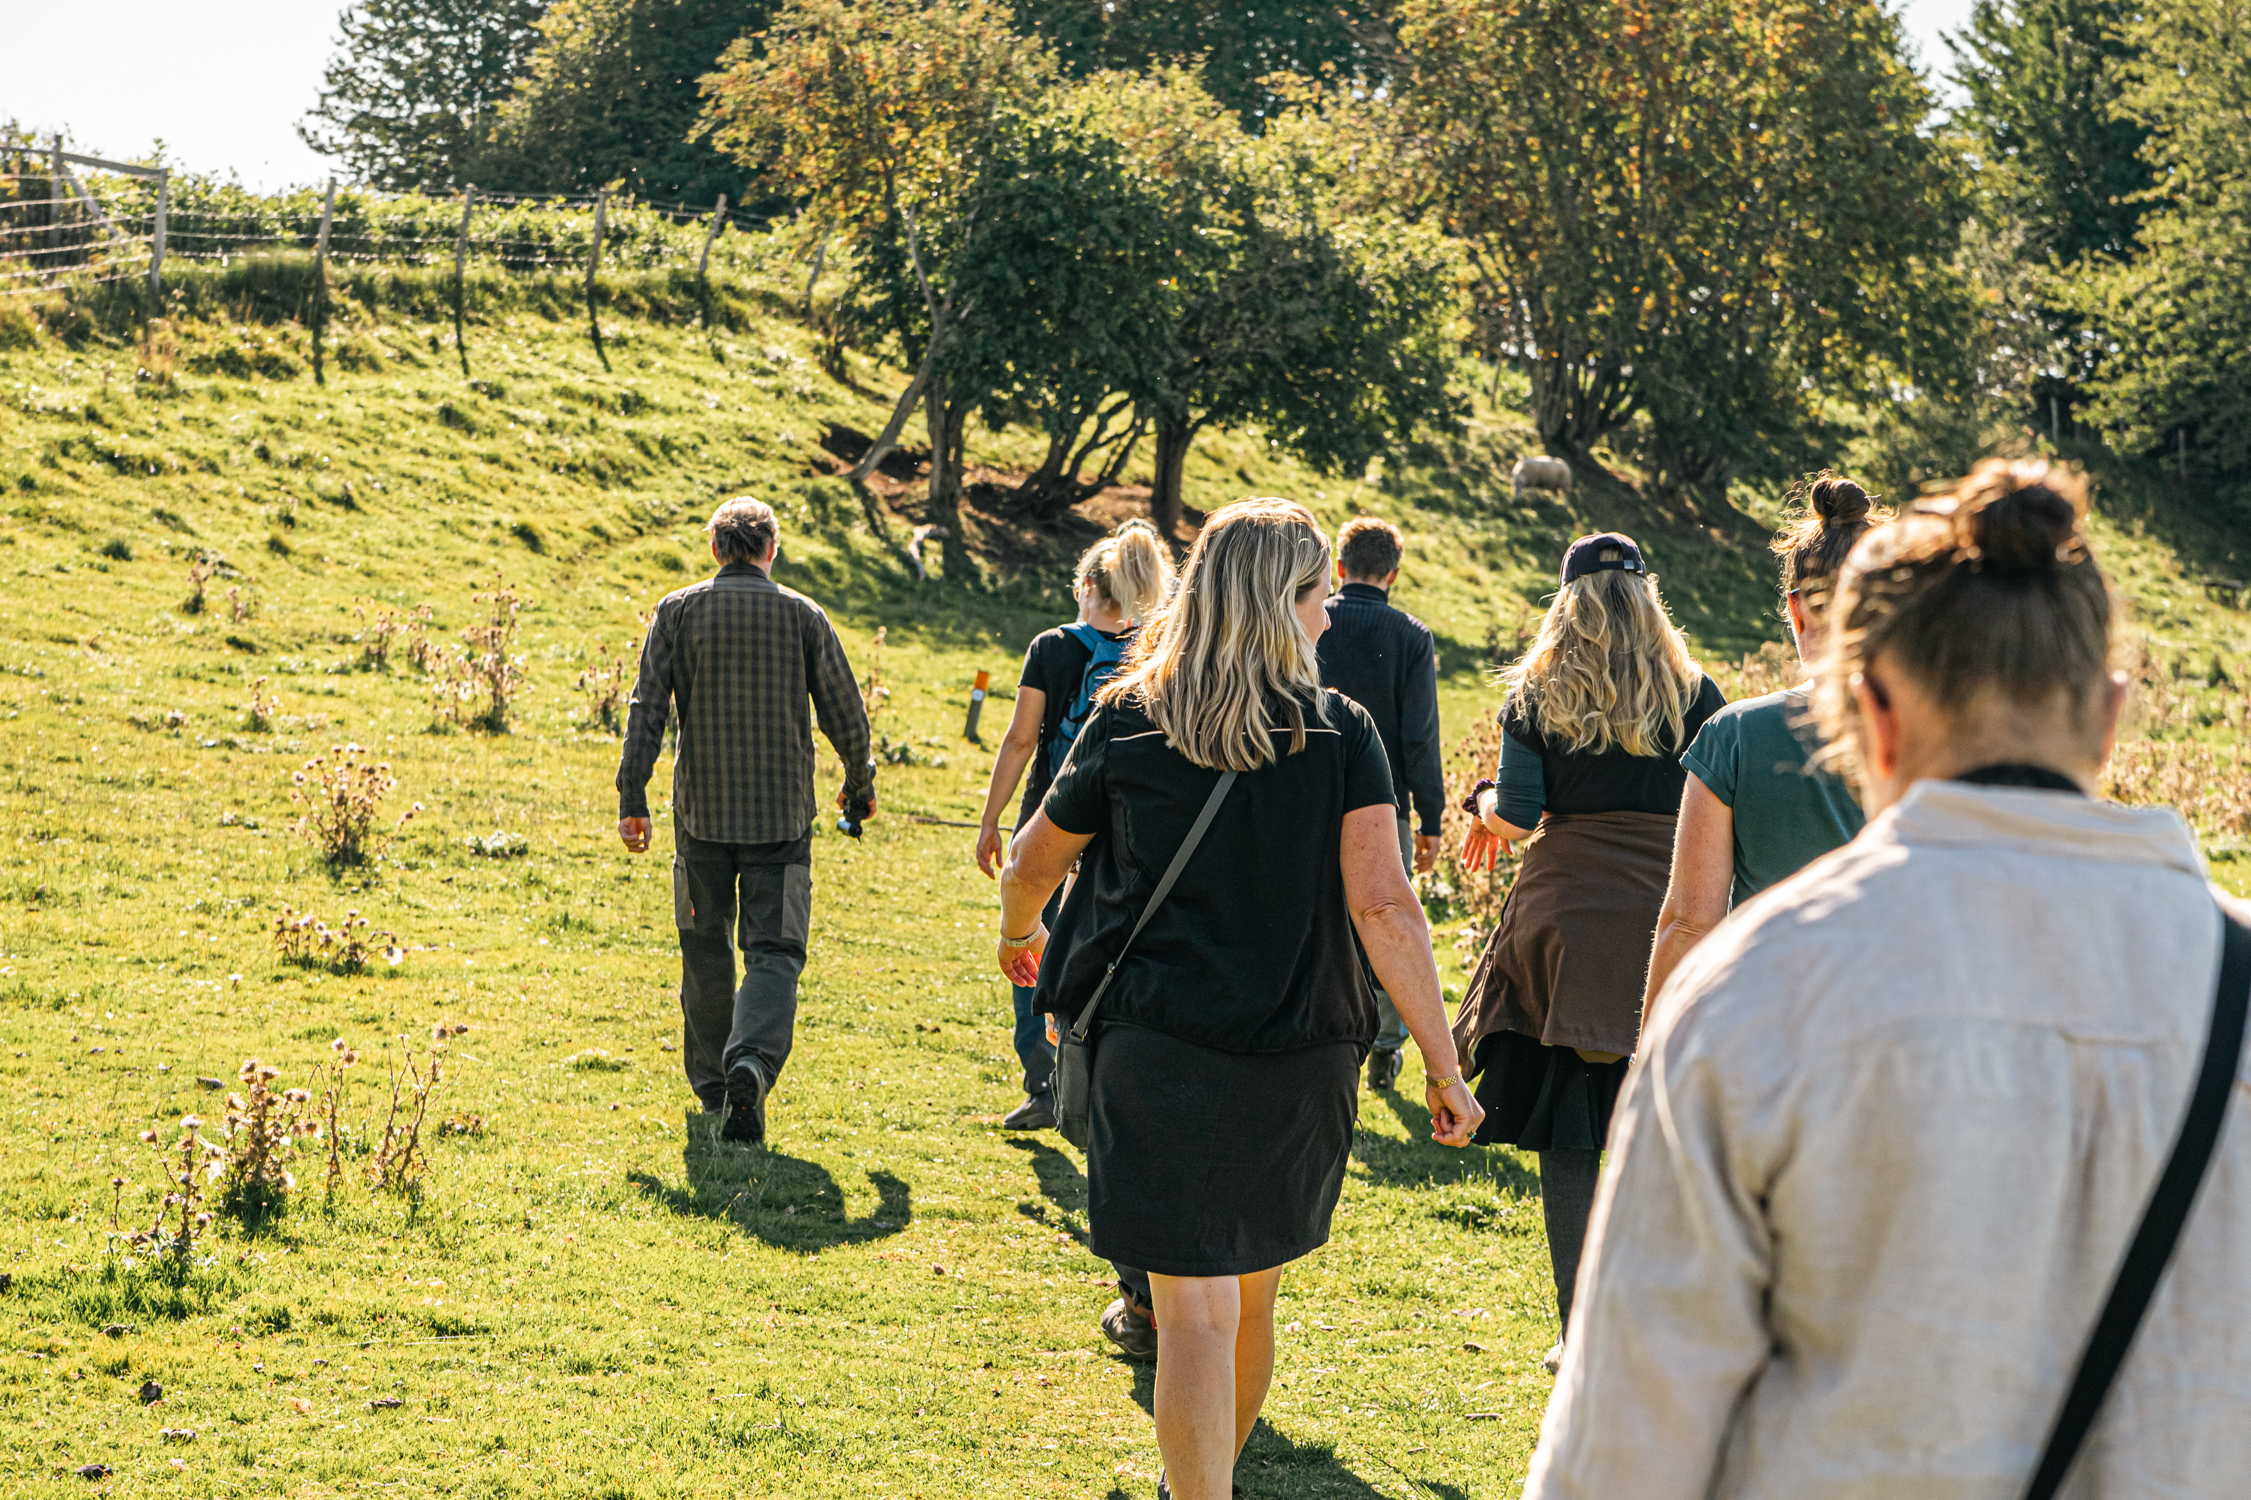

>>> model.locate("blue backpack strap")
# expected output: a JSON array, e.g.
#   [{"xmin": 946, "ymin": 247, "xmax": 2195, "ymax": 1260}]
[{"xmin": 1051, "ymin": 624, "xmax": 1126, "ymax": 775}]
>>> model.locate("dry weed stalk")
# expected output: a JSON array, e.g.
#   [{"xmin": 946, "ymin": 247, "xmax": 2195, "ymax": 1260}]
[
  {"xmin": 575, "ymin": 639, "xmax": 635, "ymax": 734},
  {"xmin": 272, "ymin": 905, "xmax": 405, "ymax": 972},
  {"xmin": 182, "ymin": 556, "xmax": 212, "ymax": 615},
  {"xmin": 218, "ymin": 1060, "xmax": 317, "ymax": 1220},
  {"xmin": 2105, "ymin": 740, "xmax": 2251, "ymax": 840},
  {"xmin": 432, "ymin": 576, "xmax": 528, "ymax": 731},
  {"xmin": 289, "ymin": 743, "xmax": 420, "ymax": 865},
  {"xmin": 353, "ymin": 602, "xmax": 406, "ymax": 667},
  {"xmin": 370, "ymin": 1033, "xmax": 449, "ymax": 1196},
  {"xmin": 244, "ymin": 676, "xmax": 279, "ymax": 733},
  {"xmin": 132, "ymin": 1115, "xmax": 224, "ymax": 1263},
  {"xmin": 313, "ymin": 1039, "xmax": 359, "ymax": 1200},
  {"xmin": 861, "ymin": 626, "xmax": 890, "ymax": 721},
  {"xmin": 226, "ymin": 586, "xmax": 256, "ymax": 623}
]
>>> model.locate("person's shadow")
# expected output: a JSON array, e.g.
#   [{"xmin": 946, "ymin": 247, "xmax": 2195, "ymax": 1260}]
[
  {"xmin": 1119, "ymin": 1368, "xmax": 1467, "ymax": 1498},
  {"xmin": 626, "ymin": 1109, "xmax": 910, "ymax": 1252}
]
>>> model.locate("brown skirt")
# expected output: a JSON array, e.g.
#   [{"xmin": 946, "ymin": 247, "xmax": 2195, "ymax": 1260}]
[{"xmin": 1449, "ymin": 809, "xmax": 1677, "ymax": 1066}]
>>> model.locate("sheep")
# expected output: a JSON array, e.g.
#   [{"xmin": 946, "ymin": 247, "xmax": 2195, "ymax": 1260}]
[{"xmin": 1511, "ymin": 454, "xmax": 1574, "ymax": 503}]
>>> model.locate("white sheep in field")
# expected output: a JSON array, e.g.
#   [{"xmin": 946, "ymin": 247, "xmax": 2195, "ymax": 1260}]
[{"xmin": 1511, "ymin": 454, "xmax": 1573, "ymax": 503}]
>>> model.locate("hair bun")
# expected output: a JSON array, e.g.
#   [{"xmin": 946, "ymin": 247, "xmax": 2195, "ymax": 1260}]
[
  {"xmin": 1962, "ymin": 481, "xmax": 2081, "ymax": 575},
  {"xmin": 1811, "ymin": 477, "xmax": 1872, "ymax": 530}
]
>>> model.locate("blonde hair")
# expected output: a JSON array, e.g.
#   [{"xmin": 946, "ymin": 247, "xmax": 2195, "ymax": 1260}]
[
  {"xmin": 1076, "ymin": 518, "xmax": 1174, "ymax": 626},
  {"xmin": 1814, "ymin": 459, "xmax": 2113, "ymax": 783},
  {"xmin": 1503, "ymin": 569, "xmax": 1700, "ymax": 755},
  {"xmin": 1098, "ymin": 499, "xmax": 1331, "ymax": 771}
]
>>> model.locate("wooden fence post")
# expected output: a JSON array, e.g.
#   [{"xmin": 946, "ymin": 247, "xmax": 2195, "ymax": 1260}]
[
  {"xmin": 586, "ymin": 187, "xmax": 611, "ymax": 372},
  {"xmin": 452, "ymin": 184, "xmax": 474, "ymax": 378},
  {"xmin": 697, "ymin": 193, "xmax": 726, "ymax": 333},
  {"xmin": 312, "ymin": 179, "xmax": 336, "ymax": 387},
  {"xmin": 48, "ymin": 136, "xmax": 65, "ymax": 270},
  {"xmin": 149, "ymin": 169, "xmax": 167, "ymax": 299}
]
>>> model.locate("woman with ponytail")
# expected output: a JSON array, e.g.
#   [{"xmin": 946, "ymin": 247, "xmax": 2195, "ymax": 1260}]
[
  {"xmin": 975, "ymin": 518, "xmax": 1175, "ymax": 1134},
  {"xmin": 1642, "ymin": 474, "xmax": 1887, "ymax": 1002},
  {"xmin": 1452, "ymin": 532, "xmax": 1726, "ymax": 1374},
  {"xmin": 1528, "ymin": 461, "xmax": 2251, "ymax": 1498}
]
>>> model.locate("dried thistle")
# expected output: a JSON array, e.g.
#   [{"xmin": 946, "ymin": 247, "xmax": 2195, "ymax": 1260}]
[
  {"xmin": 575, "ymin": 639, "xmax": 635, "ymax": 735},
  {"xmin": 226, "ymin": 586, "xmax": 256, "ymax": 624},
  {"xmin": 287, "ymin": 743, "xmax": 419, "ymax": 865},
  {"xmin": 183, "ymin": 556, "xmax": 212, "ymax": 616},
  {"xmin": 430, "ymin": 575, "xmax": 528, "ymax": 732},
  {"xmin": 244, "ymin": 676, "xmax": 279, "ymax": 734},
  {"xmin": 370, "ymin": 1038, "xmax": 446, "ymax": 1197},
  {"xmin": 216, "ymin": 1059, "xmax": 313, "ymax": 1221},
  {"xmin": 271, "ymin": 904, "xmax": 406, "ymax": 972}
]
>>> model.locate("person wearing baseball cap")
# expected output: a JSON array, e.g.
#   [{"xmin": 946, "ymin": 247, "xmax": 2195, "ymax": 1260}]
[{"xmin": 1451, "ymin": 528, "xmax": 1725, "ymax": 1374}]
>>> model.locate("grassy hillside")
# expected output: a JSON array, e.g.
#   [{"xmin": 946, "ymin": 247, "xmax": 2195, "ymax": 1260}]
[{"xmin": 0, "ymin": 259, "xmax": 2246, "ymax": 1498}]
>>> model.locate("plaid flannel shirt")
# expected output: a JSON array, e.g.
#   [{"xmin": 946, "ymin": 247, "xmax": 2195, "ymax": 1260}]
[{"xmin": 615, "ymin": 562, "xmax": 875, "ymax": 843}]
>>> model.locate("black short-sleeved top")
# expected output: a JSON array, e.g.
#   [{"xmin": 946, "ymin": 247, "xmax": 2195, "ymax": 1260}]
[
  {"xmin": 1498, "ymin": 673, "xmax": 1727, "ymax": 816},
  {"xmin": 1035, "ymin": 690, "xmax": 1399, "ymax": 1053},
  {"xmin": 1016, "ymin": 624, "xmax": 1131, "ymax": 827}
]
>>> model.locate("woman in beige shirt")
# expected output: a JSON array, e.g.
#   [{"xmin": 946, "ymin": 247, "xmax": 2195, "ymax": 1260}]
[{"xmin": 1529, "ymin": 460, "xmax": 2251, "ymax": 1498}]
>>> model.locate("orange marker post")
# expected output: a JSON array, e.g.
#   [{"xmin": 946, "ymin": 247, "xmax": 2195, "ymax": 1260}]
[{"xmin": 964, "ymin": 669, "xmax": 990, "ymax": 742}]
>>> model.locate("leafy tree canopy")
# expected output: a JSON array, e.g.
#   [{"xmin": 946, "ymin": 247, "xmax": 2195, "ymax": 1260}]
[
  {"xmin": 2066, "ymin": 0, "xmax": 2251, "ymax": 475},
  {"xmin": 483, "ymin": 0, "xmax": 765, "ymax": 204},
  {"xmin": 1948, "ymin": 0, "xmax": 2151, "ymax": 265},
  {"xmin": 1011, "ymin": 0, "xmax": 1396, "ymax": 124},
  {"xmin": 300, "ymin": 0, "xmax": 550, "ymax": 191}
]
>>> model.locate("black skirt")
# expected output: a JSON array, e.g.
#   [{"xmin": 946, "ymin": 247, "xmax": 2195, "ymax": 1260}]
[
  {"xmin": 1468, "ymin": 1028, "xmax": 1630, "ymax": 1152},
  {"xmin": 1086, "ymin": 1023, "xmax": 1361, "ymax": 1278}
]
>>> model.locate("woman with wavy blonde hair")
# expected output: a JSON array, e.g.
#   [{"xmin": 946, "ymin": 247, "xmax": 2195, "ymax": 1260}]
[
  {"xmin": 996, "ymin": 499, "xmax": 1481, "ymax": 1500},
  {"xmin": 1454, "ymin": 531, "xmax": 1724, "ymax": 1373}
]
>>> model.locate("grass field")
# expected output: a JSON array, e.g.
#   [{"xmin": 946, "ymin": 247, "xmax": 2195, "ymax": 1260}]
[{"xmin": 2, "ymin": 261, "xmax": 2248, "ymax": 1496}]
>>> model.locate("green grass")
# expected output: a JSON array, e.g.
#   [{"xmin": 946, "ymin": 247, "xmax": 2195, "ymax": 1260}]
[{"xmin": 0, "ymin": 258, "xmax": 2247, "ymax": 1496}]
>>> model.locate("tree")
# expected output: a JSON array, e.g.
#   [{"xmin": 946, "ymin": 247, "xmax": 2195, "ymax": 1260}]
[
  {"xmin": 300, "ymin": 0, "xmax": 549, "ymax": 191},
  {"xmin": 1949, "ymin": 0, "xmax": 2151, "ymax": 266},
  {"xmin": 702, "ymin": 0, "xmax": 1058, "ymax": 573},
  {"xmin": 1370, "ymin": 0, "xmax": 1961, "ymax": 507},
  {"xmin": 482, "ymin": 0, "xmax": 765, "ymax": 203},
  {"xmin": 2066, "ymin": 0, "xmax": 2251, "ymax": 476},
  {"xmin": 1100, "ymin": 71, "xmax": 1461, "ymax": 536},
  {"xmin": 1010, "ymin": 0, "xmax": 1396, "ymax": 124}
]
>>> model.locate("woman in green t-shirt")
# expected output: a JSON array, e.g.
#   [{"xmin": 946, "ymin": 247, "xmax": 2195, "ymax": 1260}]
[{"xmin": 1643, "ymin": 476, "xmax": 1887, "ymax": 1007}]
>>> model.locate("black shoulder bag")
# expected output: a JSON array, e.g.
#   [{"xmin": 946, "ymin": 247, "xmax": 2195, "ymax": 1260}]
[
  {"xmin": 1052, "ymin": 770, "xmax": 1238, "ymax": 1150},
  {"xmin": 2023, "ymin": 910, "xmax": 2251, "ymax": 1500}
]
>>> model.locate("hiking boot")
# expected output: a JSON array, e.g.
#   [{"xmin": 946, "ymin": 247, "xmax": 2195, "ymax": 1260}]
[
  {"xmin": 1100, "ymin": 1296, "xmax": 1157, "ymax": 1362},
  {"xmin": 1366, "ymin": 1047, "xmax": 1403, "ymax": 1091},
  {"xmin": 720, "ymin": 1062, "xmax": 768, "ymax": 1145},
  {"xmin": 1002, "ymin": 1093, "xmax": 1056, "ymax": 1130}
]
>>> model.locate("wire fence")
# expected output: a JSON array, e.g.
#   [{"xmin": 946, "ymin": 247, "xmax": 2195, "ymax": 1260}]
[{"xmin": 0, "ymin": 154, "xmax": 783, "ymax": 298}]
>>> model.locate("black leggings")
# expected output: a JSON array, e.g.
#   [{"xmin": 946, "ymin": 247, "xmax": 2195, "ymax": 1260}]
[{"xmin": 1539, "ymin": 1148, "xmax": 1603, "ymax": 1335}]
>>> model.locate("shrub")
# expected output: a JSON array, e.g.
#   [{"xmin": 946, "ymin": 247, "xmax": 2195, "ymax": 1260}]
[{"xmin": 288, "ymin": 743, "xmax": 420, "ymax": 865}]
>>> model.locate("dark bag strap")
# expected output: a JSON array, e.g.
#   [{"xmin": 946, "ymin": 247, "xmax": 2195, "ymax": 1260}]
[
  {"xmin": 1064, "ymin": 770, "xmax": 1239, "ymax": 1047},
  {"xmin": 2023, "ymin": 909, "xmax": 2251, "ymax": 1500}
]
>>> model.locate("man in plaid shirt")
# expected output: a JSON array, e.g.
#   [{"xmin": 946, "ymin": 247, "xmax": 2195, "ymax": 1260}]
[{"xmin": 616, "ymin": 497, "xmax": 876, "ymax": 1144}]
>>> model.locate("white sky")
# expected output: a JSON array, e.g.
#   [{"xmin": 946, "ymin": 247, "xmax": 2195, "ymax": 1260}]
[{"xmin": 3, "ymin": 0, "xmax": 1982, "ymax": 192}]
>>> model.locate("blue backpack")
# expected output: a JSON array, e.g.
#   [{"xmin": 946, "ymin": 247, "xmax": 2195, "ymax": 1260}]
[{"xmin": 1049, "ymin": 622, "xmax": 1126, "ymax": 776}]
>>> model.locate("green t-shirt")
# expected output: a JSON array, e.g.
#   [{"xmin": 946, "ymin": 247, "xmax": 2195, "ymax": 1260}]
[{"xmin": 1679, "ymin": 686, "xmax": 1864, "ymax": 904}]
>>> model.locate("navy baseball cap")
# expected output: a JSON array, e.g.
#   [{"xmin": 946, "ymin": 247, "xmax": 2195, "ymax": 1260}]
[{"xmin": 1560, "ymin": 532, "xmax": 1647, "ymax": 587}]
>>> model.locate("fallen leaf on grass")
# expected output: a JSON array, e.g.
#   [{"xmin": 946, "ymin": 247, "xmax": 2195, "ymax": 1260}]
[
  {"xmin": 287, "ymin": 1398, "xmax": 314, "ymax": 1415},
  {"xmin": 75, "ymin": 1464, "xmax": 110, "ymax": 1479},
  {"xmin": 1463, "ymin": 1341, "xmax": 1485, "ymax": 1353},
  {"xmin": 138, "ymin": 1380, "xmax": 163, "ymax": 1405},
  {"xmin": 369, "ymin": 1396, "xmax": 404, "ymax": 1411},
  {"xmin": 160, "ymin": 1428, "xmax": 196, "ymax": 1442}
]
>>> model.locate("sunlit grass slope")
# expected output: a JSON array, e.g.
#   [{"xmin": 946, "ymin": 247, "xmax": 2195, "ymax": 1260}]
[{"xmin": 0, "ymin": 260, "xmax": 2245, "ymax": 1497}]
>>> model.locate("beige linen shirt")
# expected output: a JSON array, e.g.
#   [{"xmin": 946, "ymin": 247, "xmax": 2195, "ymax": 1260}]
[{"xmin": 1526, "ymin": 780, "xmax": 2251, "ymax": 1499}]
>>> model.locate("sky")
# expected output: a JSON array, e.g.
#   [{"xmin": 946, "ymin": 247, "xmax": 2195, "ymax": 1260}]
[{"xmin": 4, "ymin": 0, "xmax": 1984, "ymax": 193}]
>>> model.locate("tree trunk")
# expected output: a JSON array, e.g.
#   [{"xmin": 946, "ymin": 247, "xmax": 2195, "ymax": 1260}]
[
  {"xmin": 924, "ymin": 372, "xmax": 966, "ymax": 579},
  {"xmin": 1150, "ymin": 418, "xmax": 1191, "ymax": 544}
]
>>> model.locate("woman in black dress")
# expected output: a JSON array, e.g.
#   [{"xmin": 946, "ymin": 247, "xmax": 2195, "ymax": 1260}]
[
  {"xmin": 997, "ymin": 499, "xmax": 1483, "ymax": 1500},
  {"xmin": 1454, "ymin": 532, "xmax": 1724, "ymax": 1374}
]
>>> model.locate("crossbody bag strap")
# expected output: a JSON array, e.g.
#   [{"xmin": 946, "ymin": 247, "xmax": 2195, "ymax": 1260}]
[
  {"xmin": 2023, "ymin": 909, "xmax": 2251, "ymax": 1500},
  {"xmin": 1065, "ymin": 770, "xmax": 1239, "ymax": 1047}
]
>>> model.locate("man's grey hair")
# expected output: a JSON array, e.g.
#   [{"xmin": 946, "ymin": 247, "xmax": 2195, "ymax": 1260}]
[{"xmin": 707, "ymin": 497, "xmax": 779, "ymax": 564}]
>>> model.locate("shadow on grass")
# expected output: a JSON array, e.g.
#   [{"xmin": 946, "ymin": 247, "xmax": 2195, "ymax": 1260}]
[
  {"xmin": 625, "ymin": 1110, "xmax": 910, "ymax": 1252},
  {"xmin": 1354, "ymin": 1090, "xmax": 1537, "ymax": 1195},
  {"xmin": 1104, "ymin": 1399, "xmax": 1439, "ymax": 1500},
  {"xmin": 1005, "ymin": 1137, "xmax": 1091, "ymax": 1247}
]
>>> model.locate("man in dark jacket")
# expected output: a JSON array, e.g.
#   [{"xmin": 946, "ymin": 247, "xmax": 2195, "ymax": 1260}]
[
  {"xmin": 616, "ymin": 497, "xmax": 876, "ymax": 1144},
  {"xmin": 1317, "ymin": 516, "xmax": 1443, "ymax": 1090}
]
